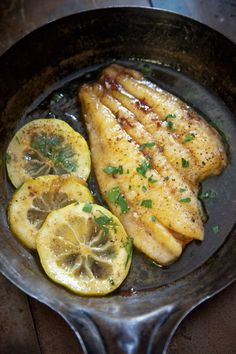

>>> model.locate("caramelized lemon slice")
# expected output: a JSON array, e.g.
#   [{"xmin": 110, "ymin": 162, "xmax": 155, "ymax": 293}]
[
  {"xmin": 6, "ymin": 118, "xmax": 91, "ymax": 187},
  {"xmin": 8, "ymin": 175, "xmax": 93, "ymax": 250},
  {"xmin": 36, "ymin": 203, "xmax": 132, "ymax": 295}
]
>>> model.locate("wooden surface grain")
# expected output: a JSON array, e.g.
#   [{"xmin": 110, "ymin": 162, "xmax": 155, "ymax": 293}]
[
  {"xmin": 0, "ymin": 275, "xmax": 40, "ymax": 354},
  {"xmin": 0, "ymin": 0, "xmax": 235, "ymax": 353}
]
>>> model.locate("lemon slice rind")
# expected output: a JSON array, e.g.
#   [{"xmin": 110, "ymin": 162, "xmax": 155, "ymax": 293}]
[
  {"xmin": 36, "ymin": 203, "xmax": 132, "ymax": 296},
  {"xmin": 6, "ymin": 118, "xmax": 91, "ymax": 188},
  {"xmin": 8, "ymin": 175, "xmax": 93, "ymax": 250}
]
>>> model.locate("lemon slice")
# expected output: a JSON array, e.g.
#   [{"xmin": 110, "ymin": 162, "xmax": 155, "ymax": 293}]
[
  {"xmin": 36, "ymin": 203, "xmax": 132, "ymax": 295},
  {"xmin": 8, "ymin": 175, "xmax": 93, "ymax": 250},
  {"xmin": 6, "ymin": 118, "xmax": 91, "ymax": 187}
]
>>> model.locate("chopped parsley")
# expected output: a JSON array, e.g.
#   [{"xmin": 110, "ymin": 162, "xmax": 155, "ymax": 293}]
[
  {"xmin": 151, "ymin": 216, "xmax": 157, "ymax": 222},
  {"xmin": 179, "ymin": 197, "xmax": 191, "ymax": 203},
  {"xmin": 148, "ymin": 176, "xmax": 157, "ymax": 184},
  {"xmin": 139, "ymin": 142, "xmax": 155, "ymax": 151},
  {"xmin": 142, "ymin": 185, "xmax": 147, "ymax": 192},
  {"xmin": 95, "ymin": 214, "xmax": 113, "ymax": 226},
  {"xmin": 122, "ymin": 238, "xmax": 133, "ymax": 268},
  {"xmin": 108, "ymin": 277, "xmax": 115, "ymax": 285},
  {"xmin": 181, "ymin": 158, "xmax": 189, "ymax": 168},
  {"xmin": 51, "ymin": 92, "xmax": 64, "ymax": 103},
  {"xmin": 179, "ymin": 188, "xmax": 187, "ymax": 193},
  {"xmin": 117, "ymin": 194, "xmax": 129, "ymax": 214},
  {"xmin": 198, "ymin": 189, "xmax": 218, "ymax": 202},
  {"xmin": 166, "ymin": 120, "xmax": 175, "ymax": 130},
  {"xmin": 95, "ymin": 212, "xmax": 116, "ymax": 236},
  {"xmin": 106, "ymin": 187, "xmax": 120, "ymax": 203},
  {"xmin": 162, "ymin": 114, "xmax": 176, "ymax": 130},
  {"xmin": 63, "ymin": 159, "xmax": 75, "ymax": 173},
  {"xmin": 164, "ymin": 114, "xmax": 176, "ymax": 120},
  {"xmin": 103, "ymin": 165, "xmax": 123, "ymax": 175},
  {"xmin": 141, "ymin": 199, "xmax": 153, "ymax": 208},
  {"xmin": 31, "ymin": 134, "xmax": 61, "ymax": 152},
  {"xmin": 163, "ymin": 176, "xmax": 169, "ymax": 181},
  {"xmin": 212, "ymin": 225, "xmax": 220, "ymax": 234},
  {"xmin": 54, "ymin": 149, "xmax": 66, "ymax": 164},
  {"xmin": 136, "ymin": 160, "xmax": 152, "ymax": 177},
  {"xmin": 106, "ymin": 186, "xmax": 129, "ymax": 214},
  {"xmin": 183, "ymin": 133, "xmax": 195, "ymax": 143},
  {"xmin": 30, "ymin": 134, "xmax": 76, "ymax": 172},
  {"xmin": 82, "ymin": 202, "xmax": 92, "ymax": 213},
  {"xmin": 141, "ymin": 65, "xmax": 152, "ymax": 76}
]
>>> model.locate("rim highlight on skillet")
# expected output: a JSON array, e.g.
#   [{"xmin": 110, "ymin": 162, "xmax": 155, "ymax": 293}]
[{"xmin": 0, "ymin": 7, "xmax": 235, "ymax": 353}]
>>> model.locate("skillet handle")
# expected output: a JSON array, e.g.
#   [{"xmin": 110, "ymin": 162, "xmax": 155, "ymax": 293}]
[
  {"xmin": 61, "ymin": 304, "xmax": 189, "ymax": 354},
  {"xmin": 60, "ymin": 309, "xmax": 107, "ymax": 354}
]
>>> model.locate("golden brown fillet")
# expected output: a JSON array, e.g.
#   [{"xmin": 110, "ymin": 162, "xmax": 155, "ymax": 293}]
[
  {"xmin": 79, "ymin": 84, "xmax": 204, "ymax": 265},
  {"xmin": 100, "ymin": 64, "xmax": 227, "ymax": 185},
  {"xmin": 93, "ymin": 83, "xmax": 202, "ymax": 218}
]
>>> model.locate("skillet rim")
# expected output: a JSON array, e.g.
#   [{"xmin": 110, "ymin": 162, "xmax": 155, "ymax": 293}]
[
  {"xmin": 0, "ymin": 2, "xmax": 235, "ymax": 300},
  {"xmin": 0, "ymin": 5, "xmax": 235, "ymax": 60},
  {"xmin": 0, "ymin": 8, "xmax": 235, "ymax": 352}
]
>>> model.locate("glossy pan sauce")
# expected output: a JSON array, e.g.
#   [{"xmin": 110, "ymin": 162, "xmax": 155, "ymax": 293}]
[{"xmin": 5, "ymin": 60, "xmax": 234, "ymax": 294}]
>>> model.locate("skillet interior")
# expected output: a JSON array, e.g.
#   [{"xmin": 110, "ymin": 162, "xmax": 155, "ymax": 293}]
[{"xmin": 0, "ymin": 7, "xmax": 235, "ymax": 353}]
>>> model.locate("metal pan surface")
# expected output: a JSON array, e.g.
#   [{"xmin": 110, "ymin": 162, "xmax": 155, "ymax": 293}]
[{"xmin": 0, "ymin": 7, "xmax": 235, "ymax": 353}]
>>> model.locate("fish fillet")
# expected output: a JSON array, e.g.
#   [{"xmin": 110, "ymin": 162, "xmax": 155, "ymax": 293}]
[
  {"xmin": 100, "ymin": 65, "xmax": 227, "ymax": 186},
  {"xmin": 79, "ymin": 65, "xmax": 227, "ymax": 265}
]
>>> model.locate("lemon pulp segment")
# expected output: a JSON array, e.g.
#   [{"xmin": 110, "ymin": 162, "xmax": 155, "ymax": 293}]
[
  {"xmin": 8, "ymin": 175, "xmax": 93, "ymax": 249},
  {"xmin": 36, "ymin": 203, "xmax": 132, "ymax": 295},
  {"xmin": 6, "ymin": 118, "xmax": 91, "ymax": 187}
]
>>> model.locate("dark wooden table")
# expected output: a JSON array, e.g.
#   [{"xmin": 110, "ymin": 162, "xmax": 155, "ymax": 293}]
[{"xmin": 0, "ymin": 1, "xmax": 235, "ymax": 353}]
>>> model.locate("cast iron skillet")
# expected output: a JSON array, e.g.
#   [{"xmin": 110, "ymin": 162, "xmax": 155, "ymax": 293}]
[{"xmin": 0, "ymin": 7, "xmax": 235, "ymax": 354}]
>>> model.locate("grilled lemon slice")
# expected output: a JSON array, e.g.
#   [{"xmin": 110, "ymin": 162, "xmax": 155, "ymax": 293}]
[
  {"xmin": 6, "ymin": 118, "xmax": 90, "ymax": 187},
  {"xmin": 36, "ymin": 203, "xmax": 132, "ymax": 295},
  {"xmin": 8, "ymin": 175, "xmax": 93, "ymax": 250}
]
